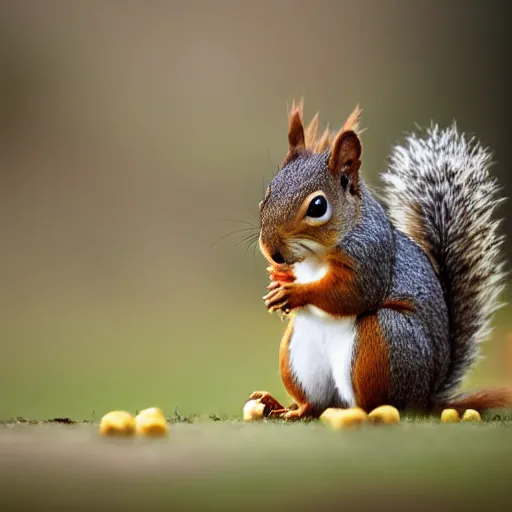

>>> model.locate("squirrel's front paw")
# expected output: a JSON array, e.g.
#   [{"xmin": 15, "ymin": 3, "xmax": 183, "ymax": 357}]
[{"xmin": 263, "ymin": 282, "xmax": 301, "ymax": 313}]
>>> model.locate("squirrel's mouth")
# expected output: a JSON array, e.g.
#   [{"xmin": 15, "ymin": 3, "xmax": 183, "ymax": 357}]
[
  {"xmin": 288, "ymin": 238, "xmax": 325, "ymax": 261},
  {"xmin": 259, "ymin": 239, "xmax": 295, "ymax": 266},
  {"xmin": 260, "ymin": 237, "xmax": 323, "ymax": 266}
]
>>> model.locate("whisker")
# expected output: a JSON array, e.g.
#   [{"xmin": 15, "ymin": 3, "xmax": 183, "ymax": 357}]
[
  {"xmin": 244, "ymin": 240, "xmax": 253, "ymax": 259},
  {"xmin": 298, "ymin": 242, "xmax": 316, "ymax": 256},
  {"xmin": 247, "ymin": 235, "xmax": 261, "ymax": 266},
  {"xmin": 243, "ymin": 204, "xmax": 258, "ymax": 223},
  {"xmin": 245, "ymin": 236, "xmax": 259, "ymax": 259},
  {"xmin": 236, "ymin": 232, "xmax": 260, "ymax": 248},
  {"xmin": 252, "ymin": 239, "xmax": 260, "ymax": 267},
  {"xmin": 221, "ymin": 219, "xmax": 259, "ymax": 228},
  {"xmin": 209, "ymin": 227, "xmax": 258, "ymax": 248},
  {"xmin": 289, "ymin": 236, "xmax": 323, "ymax": 257}
]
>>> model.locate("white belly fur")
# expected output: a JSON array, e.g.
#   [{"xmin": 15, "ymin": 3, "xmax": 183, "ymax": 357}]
[{"xmin": 289, "ymin": 257, "xmax": 357, "ymax": 408}]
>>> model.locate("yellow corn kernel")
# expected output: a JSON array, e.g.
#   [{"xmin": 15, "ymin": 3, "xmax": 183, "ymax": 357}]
[
  {"xmin": 368, "ymin": 405, "xmax": 400, "ymax": 424},
  {"xmin": 320, "ymin": 407, "xmax": 368, "ymax": 429},
  {"xmin": 243, "ymin": 399, "xmax": 266, "ymax": 421},
  {"xmin": 99, "ymin": 411, "xmax": 136, "ymax": 437},
  {"xmin": 135, "ymin": 413, "xmax": 169, "ymax": 437},
  {"xmin": 440, "ymin": 408, "xmax": 460, "ymax": 423},
  {"xmin": 319, "ymin": 407, "xmax": 341, "ymax": 425},
  {"xmin": 461, "ymin": 409, "xmax": 481, "ymax": 422},
  {"xmin": 137, "ymin": 407, "xmax": 166, "ymax": 419}
]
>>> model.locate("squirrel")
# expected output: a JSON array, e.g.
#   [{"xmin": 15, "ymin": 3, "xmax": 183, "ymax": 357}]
[{"xmin": 249, "ymin": 100, "xmax": 511, "ymax": 420}]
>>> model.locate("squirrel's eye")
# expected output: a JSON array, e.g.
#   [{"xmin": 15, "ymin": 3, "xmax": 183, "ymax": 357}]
[
  {"xmin": 306, "ymin": 196, "xmax": 328, "ymax": 218},
  {"xmin": 304, "ymin": 194, "xmax": 332, "ymax": 226}
]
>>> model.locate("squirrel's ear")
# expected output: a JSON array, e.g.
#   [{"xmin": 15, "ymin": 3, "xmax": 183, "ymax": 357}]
[
  {"xmin": 284, "ymin": 100, "xmax": 306, "ymax": 163},
  {"xmin": 288, "ymin": 110, "xmax": 305, "ymax": 152},
  {"xmin": 328, "ymin": 130, "xmax": 361, "ymax": 186}
]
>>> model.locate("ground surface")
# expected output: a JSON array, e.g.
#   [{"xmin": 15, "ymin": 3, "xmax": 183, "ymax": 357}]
[{"xmin": 1, "ymin": 413, "xmax": 511, "ymax": 511}]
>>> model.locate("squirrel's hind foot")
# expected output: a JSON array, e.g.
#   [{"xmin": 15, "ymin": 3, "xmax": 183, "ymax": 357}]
[
  {"xmin": 247, "ymin": 391, "xmax": 311, "ymax": 420},
  {"xmin": 280, "ymin": 404, "xmax": 315, "ymax": 421},
  {"xmin": 248, "ymin": 391, "xmax": 285, "ymax": 414}
]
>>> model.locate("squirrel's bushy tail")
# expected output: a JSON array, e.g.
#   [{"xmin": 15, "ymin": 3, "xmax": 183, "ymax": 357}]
[
  {"xmin": 438, "ymin": 388, "xmax": 512, "ymax": 414},
  {"xmin": 382, "ymin": 123, "xmax": 507, "ymax": 408}
]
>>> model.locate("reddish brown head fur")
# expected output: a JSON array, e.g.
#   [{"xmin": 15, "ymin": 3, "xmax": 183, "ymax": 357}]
[
  {"xmin": 259, "ymin": 101, "xmax": 364, "ymax": 266},
  {"xmin": 283, "ymin": 100, "xmax": 362, "ymax": 165}
]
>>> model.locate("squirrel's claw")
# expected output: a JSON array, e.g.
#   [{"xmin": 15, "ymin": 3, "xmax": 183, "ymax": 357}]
[
  {"xmin": 248, "ymin": 391, "xmax": 285, "ymax": 412},
  {"xmin": 264, "ymin": 285, "xmax": 291, "ymax": 312},
  {"xmin": 282, "ymin": 407, "xmax": 311, "ymax": 421},
  {"xmin": 263, "ymin": 284, "xmax": 291, "ymax": 301}
]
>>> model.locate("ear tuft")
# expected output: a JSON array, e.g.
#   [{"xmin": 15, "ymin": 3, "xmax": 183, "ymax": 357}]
[
  {"xmin": 287, "ymin": 98, "xmax": 306, "ymax": 154},
  {"xmin": 281, "ymin": 102, "xmax": 363, "ymax": 169},
  {"xmin": 305, "ymin": 112, "xmax": 319, "ymax": 149},
  {"xmin": 328, "ymin": 130, "xmax": 362, "ymax": 187},
  {"xmin": 341, "ymin": 105, "xmax": 362, "ymax": 134},
  {"xmin": 315, "ymin": 124, "xmax": 331, "ymax": 153}
]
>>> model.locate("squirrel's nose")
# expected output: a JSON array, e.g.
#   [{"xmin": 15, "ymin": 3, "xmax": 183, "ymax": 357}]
[{"xmin": 271, "ymin": 251, "xmax": 286, "ymax": 264}]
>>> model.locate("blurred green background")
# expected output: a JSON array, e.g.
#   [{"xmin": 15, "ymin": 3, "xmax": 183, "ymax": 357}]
[{"xmin": 1, "ymin": 1, "xmax": 510, "ymax": 420}]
